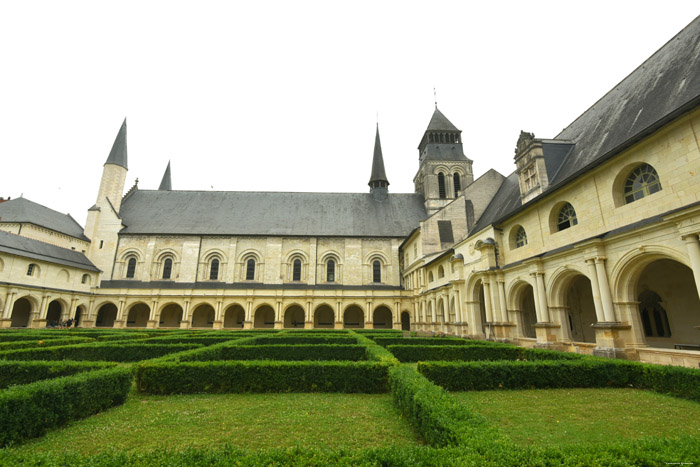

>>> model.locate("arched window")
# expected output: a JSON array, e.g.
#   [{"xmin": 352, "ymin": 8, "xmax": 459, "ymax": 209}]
[
  {"xmin": 292, "ymin": 259, "xmax": 302, "ymax": 281},
  {"xmin": 624, "ymin": 163, "xmax": 662, "ymax": 204},
  {"xmin": 556, "ymin": 203, "xmax": 578, "ymax": 231},
  {"xmin": 26, "ymin": 264, "xmax": 36, "ymax": 276},
  {"xmin": 638, "ymin": 290, "xmax": 671, "ymax": 338},
  {"xmin": 209, "ymin": 259, "xmax": 219, "ymax": 280},
  {"xmin": 437, "ymin": 266, "xmax": 444, "ymax": 279},
  {"xmin": 126, "ymin": 258, "xmax": 136, "ymax": 279},
  {"xmin": 428, "ymin": 271, "xmax": 434, "ymax": 282},
  {"xmin": 246, "ymin": 259, "xmax": 256, "ymax": 281},
  {"xmin": 327, "ymin": 259, "xmax": 335, "ymax": 282},
  {"xmin": 162, "ymin": 258, "xmax": 173, "ymax": 279},
  {"xmin": 453, "ymin": 173, "xmax": 461, "ymax": 194},
  {"xmin": 438, "ymin": 173, "xmax": 446, "ymax": 199},
  {"xmin": 515, "ymin": 226, "xmax": 528, "ymax": 248},
  {"xmin": 372, "ymin": 260, "xmax": 381, "ymax": 283},
  {"xmin": 81, "ymin": 274, "xmax": 89, "ymax": 284}
]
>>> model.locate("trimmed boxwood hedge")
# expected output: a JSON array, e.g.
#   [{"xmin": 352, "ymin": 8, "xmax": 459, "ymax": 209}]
[
  {"xmin": 0, "ymin": 361, "xmax": 117, "ymax": 389},
  {"xmin": 136, "ymin": 360, "xmax": 390, "ymax": 394},
  {"xmin": 0, "ymin": 366, "xmax": 133, "ymax": 447},
  {"xmin": 250, "ymin": 336, "xmax": 359, "ymax": 345},
  {"xmin": 209, "ymin": 344, "xmax": 367, "ymax": 361},
  {"xmin": 140, "ymin": 336, "xmax": 242, "ymax": 346},
  {"xmin": 375, "ymin": 337, "xmax": 473, "ymax": 347},
  {"xmin": 0, "ymin": 343, "xmax": 202, "ymax": 362},
  {"xmin": 387, "ymin": 344, "xmax": 584, "ymax": 362},
  {"xmin": 0, "ymin": 337, "xmax": 95, "ymax": 350},
  {"xmin": 418, "ymin": 359, "xmax": 700, "ymax": 401}
]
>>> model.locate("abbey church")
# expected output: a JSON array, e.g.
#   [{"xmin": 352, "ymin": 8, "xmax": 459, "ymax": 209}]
[{"xmin": 2, "ymin": 16, "xmax": 700, "ymax": 368}]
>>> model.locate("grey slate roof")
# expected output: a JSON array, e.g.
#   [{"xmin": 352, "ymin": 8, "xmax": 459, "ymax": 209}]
[
  {"xmin": 425, "ymin": 108, "xmax": 460, "ymax": 132},
  {"xmin": 0, "ymin": 230, "xmax": 98, "ymax": 271},
  {"xmin": 159, "ymin": 161, "xmax": 172, "ymax": 191},
  {"xmin": 368, "ymin": 127, "xmax": 389, "ymax": 187},
  {"xmin": 118, "ymin": 190, "xmax": 428, "ymax": 237},
  {"xmin": 0, "ymin": 197, "xmax": 89, "ymax": 241},
  {"xmin": 105, "ymin": 118, "xmax": 128, "ymax": 169},
  {"xmin": 472, "ymin": 15, "xmax": 700, "ymax": 233}
]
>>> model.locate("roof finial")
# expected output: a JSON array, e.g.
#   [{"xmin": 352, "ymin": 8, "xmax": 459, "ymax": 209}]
[{"xmin": 434, "ymin": 87, "xmax": 437, "ymax": 108}]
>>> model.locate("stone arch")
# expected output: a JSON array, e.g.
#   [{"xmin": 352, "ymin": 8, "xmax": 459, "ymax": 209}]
[
  {"xmin": 314, "ymin": 303, "xmax": 335, "ymax": 328},
  {"xmin": 427, "ymin": 301, "xmax": 434, "ymax": 323},
  {"xmin": 320, "ymin": 251, "xmax": 342, "ymax": 283},
  {"xmin": 548, "ymin": 267, "xmax": 596, "ymax": 343},
  {"xmin": 126, "ymin": 302, "xmax": 150, "ymax": 328},
  {"xmin": 202, "ymin": 249, "xmax": 226, "ymax": 281},
  {"xmin": 449, "ymin": 296, "xmax": 456, "ymax": 323},
  {"xmin": 159, "ymin": 303, "xmax": 183, "ymax": 328},
  {"xmin": 372, "ymin": 305, "xmax": 392, "ymax": 329},
  {"xmin": 223, "ymin": 304, "xmax": 245, "ymax": 328},
  {"xmin": 45, "ymin": 299, "xmax": 65, "ymax": 325},
  {"xmin": 343, "ymin": 304, "xmax": 364, "ymax": 328},
  {"xmin": 74, "ymin": 304, "xmax": 86, "ymax": 326},
  {"xmin": 10, "ymin": 296, "xmax": 35, "ymax": 327},
  {"xmin": 284, "ymin": 304, "xmax": 305, "ymax": 328},
  {"xmin": 57, "ymin": 269, "xmax": 70, "ymax": 283},
  {"xmin": 401, "ymin": 310, "xmax": 411, "ymax": 331},
  {"xmin": 507, "ymin": 279, "xmax": 537, "ymax": 338},
  {"xmin": 547, "ymin": 265, "xmax": 588, "ymax": 307},
  {"xmin": 254, "ymin": 304, "xmax": 275, "ymax": 328},
  {"xmin": 191, "ymin": 303, "xmax": 215, "ymax": 328},
  {"xmin": 96, "ymin": 302, "xmax": 118, "ymax": 327},
  {"xmin": 436, "ymin": 298, "xmax": 446, "ymax": 323}
]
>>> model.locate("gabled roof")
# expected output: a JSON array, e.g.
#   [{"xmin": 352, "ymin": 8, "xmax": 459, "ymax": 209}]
[
  {"xmin": 118, "ymin": 190, "xmax": 427, "ymax": 237},
  {"xmin": 0, "ymin": 230, "xmax": 98, "ymax": 271},
  {"xmin": 473, "ymin": 15, "xmax": 700, "ymax": 233},
  {"xmin": 105, "ymin": 118, "xmax": 128, "ymax": 169},
  {"xmin": 159, "ymin": 161, "xmax": 172, "ymax": 191},
  {"xmin": 368, "ymin": 127, "xmax": 389, "ymax": 187},
  {"xmin": 0, "ymin": 197, "xmax": 89, "ymax": 241},
  {"xmin": 425, "ymin": 108, "xmax": 460, "ymax": 132}
]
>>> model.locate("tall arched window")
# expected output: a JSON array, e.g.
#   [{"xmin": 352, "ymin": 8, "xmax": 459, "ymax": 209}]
[
  {"xmin": 556, "ymin": 203, "xmax": 578, "ymax": 231},
  {"xmin": 126, "ymin": 258, "xmax": 136, "ymax": 279},
  {"xmin": 209, "ymin": 259, "xmax": 220, "ymax": 280},
  {"xmin": 246, "ymin": 259, "xmax": 256, "ymax": 281},
  {"xmin": 438, "ymin": 173, "xmax": 446, "ymax": 199},
  {"xmin": 638, "ymin": 290, "xmax": 671, "ymax": 337},
  {"xmin": 515, "ymin": 226, "xmax": 528, "ymax": 248},
  {"xmin": 162, "ymin": 258, "xmax": 173, "ymax": 279},
  {"xmin": 26, "ymin": 264, "xmax": 36, "ymax": 276},
  {"xmin": 81, "ymin": 274, "xmax": 89, "ymax": 284},
  {"xmin": 438, "ymin": 266, "xmax": 444, "ymax": 279},
  {"xmin": 327, "ymin": 259, "xmax": 335, "ymax": 282},
  {"xmin": 292, "ymin": 259, "xmax": 302, "ymax": 281},
  {"xmin": 372, "ymin": 260, "xmax": 381, "ymax": 283},
  {"xmin": 624, "ymin": 163, "xmax": 662, "ymax": 204},
  {"xmin": 453, "ymin": 173, "xmax": 461, "ymax": 194}
]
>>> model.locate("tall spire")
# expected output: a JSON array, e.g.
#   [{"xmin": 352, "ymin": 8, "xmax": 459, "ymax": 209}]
[
  {"xmin": 158, "ymin": 161, "xmax": 172, "ymax": 191},
  {"xmin": 368, "ymin": 124, "xmax": 389, "ymax": 192},
  {"xmin": 105, "ymin": 118, "xmax": 128, "ymax": 169}
]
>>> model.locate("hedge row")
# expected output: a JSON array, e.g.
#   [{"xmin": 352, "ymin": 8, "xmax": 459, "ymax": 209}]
[
  {"xmin": 250, "ymin": 336, "xmax": 359, "ymax": 345},
  {"xmin": 388, "ymin": 364, "xmax": 503, "ymax": 448},
  {"xmin": 387, "ymin": 344, "xmax": 584, "ymax": 362},
  {"xmin": 354, "ymin": 334, "xmax": 399, "ymax": 365},
  {"xmin": 141, "ymin": 336, "xmax": 242, "ymax": 346},
  {"xmin": 0, "ymin": 366, "xmax": 133, "ymax": 447},
  {"xmin": 208, "ymin": 344, "xmax": 367, "ymax": 361},
  {"xmin": 136, "ymin": 360, "xmax": 390, "ymax": 394},
  {"xmin": 0, "ymin": 361, "xmax": 117, "ymax": 389},
  {"xmin": 96, "ymin": 333, "xmax": 152, "ymax": 341},
  {"xmin": 0, "ymin": 343, "xmax": 202, "ymax": 362},
  {"xmin": 418, "ymin": 359, "xmax": 700, "ymax": 401},
  {"xmin": 353, "ymin": 329, "xmax": 402, "ymax": 334},
  {"xmin": 0, "ymin": 337, "xmax": 95, "ymax": 350},
  {"xmin": 374, "ymin": 337, "xmax": 473, "ymax": 347}
]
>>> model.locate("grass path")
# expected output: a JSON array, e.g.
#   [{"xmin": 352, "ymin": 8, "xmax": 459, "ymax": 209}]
[
  {"xmin": 15, "ymin": 393, "xmax": 421, "ymax": 454},
  {"xmin": 452, "ymin": 387, "xmax": 700, "ymax": 446}
]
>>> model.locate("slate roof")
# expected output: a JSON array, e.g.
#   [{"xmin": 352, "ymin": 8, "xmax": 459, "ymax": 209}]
[
  {"xmin": 0, "ymin": 230, "xmax": 98, "ymax": 271},
  {"xmin": 0, "ymin": 197, "xmax": 89, "ymax": 241},
  {"xmin": 159, "ymin": 161, "xmax": 172, "ymax": 191},
  {"xmin": 425, "ymin": 108, "xmax": 460, "ymax": 133},
  {"xmin": 118, "ymin": 190, "xmax": 428, "ymax": 237},
  {"xmin": 105, "ymin": 118, "xmax": 128, "ymax": 169},
  {"xmin": 472, "ymin": 15, "xmax": 700, "ymax": 233},
  {"xmin": 369, "ymin": 127, "xmax": 389, "ymax": 186}
]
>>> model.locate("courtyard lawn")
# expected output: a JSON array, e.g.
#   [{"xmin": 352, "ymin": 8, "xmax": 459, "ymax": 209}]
[
  {"xmin": 452, "ymin": 387, "xmax": 700, "ymax": 447},
  {"xmin": 13, "ymin": 392, "xmax": 421, "ymax": 454}
]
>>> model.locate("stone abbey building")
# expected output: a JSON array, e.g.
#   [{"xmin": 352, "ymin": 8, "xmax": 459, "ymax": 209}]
[{"xmin": 2, "ymin": 16, "xmax": 700, "ymax": 367}]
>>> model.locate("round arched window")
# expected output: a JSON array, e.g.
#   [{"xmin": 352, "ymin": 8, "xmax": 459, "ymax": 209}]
[
  {"xmin": 556, "ymin": 203, "xmax": 578, "ymax": 231},
  {"xmin": 515, "ymin": 226, "xmax": 528, "ymax": 248},
  {"xmin": 624, "ymin": 163, "xmax": 662, "ymax": 204}
]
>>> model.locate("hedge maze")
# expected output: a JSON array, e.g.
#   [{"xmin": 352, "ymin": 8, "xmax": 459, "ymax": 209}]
[{"xmin": 1, "ymin": 328, "xmax": 699, "ymax": 465}]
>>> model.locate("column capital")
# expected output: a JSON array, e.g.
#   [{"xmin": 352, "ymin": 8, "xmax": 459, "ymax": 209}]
[{"xmin": 681, "ymin": 233, "xmax": 700, "ymax": 243}]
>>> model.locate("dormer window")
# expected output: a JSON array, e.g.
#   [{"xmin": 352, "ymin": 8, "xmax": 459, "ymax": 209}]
[{"xmin": 523, "ymin": 164, "xmax": 537, "ymax": 191}]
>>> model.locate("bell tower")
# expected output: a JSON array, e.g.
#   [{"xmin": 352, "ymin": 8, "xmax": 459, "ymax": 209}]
[{"xmin": 413, "ymin": 107, "xmax": 473, "ymax": 214}]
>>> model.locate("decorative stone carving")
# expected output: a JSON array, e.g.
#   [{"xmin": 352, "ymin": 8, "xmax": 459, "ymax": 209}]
[{"xmin": 515, "ymin": 131, "xmax": 535, "ymax": 157}]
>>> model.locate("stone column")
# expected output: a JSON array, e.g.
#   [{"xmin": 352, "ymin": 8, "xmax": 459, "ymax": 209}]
[
  {"xmin": 244, "ymin": 300, "xmax": 253, "ymax": 329},
  {"xmin": 534, "ymin": 273, "xmax": 550, "ymax": 322},
  {"xmin": 274, "ymin": 301, "xmax": 283, "ymax": 329},
  {"xmin": 305, "ymin": 300, "xmax": 313, "ymax": 329},
  {"xmin": 148, "ymin": 299, "xmax": 159, "ymax": 328},
  {"xmin": 0, "ymin": 290, "xmax": 17, "ymax": 327},
  {"xmin": 585, "ymin": 259, "xmax": 605, "ymax": 323},
  {"xmin": 683, "ymin": 234, "xmax": 700, "ymax": 299},
  {"xmin": 497, "ymin": 279, "xmax": 508, "ymax": 323},
  {"xmin": 335, "ymin": 301, "xmax": 343, "ymax": 329},
  {"xmin": 595, "ymin": 257, "xmax": 616, "ymax": 322},
  {"xmin": 393, "ymin": 301, "xmax": 401, "ymax": 330},
  {"xmin": 482, "ymin": 281, "xmax": 493, "ymax": 323},
  {"xmin": 488, "ymin": 276, "xmax": 501, "ymax": 322},
  {"xmin": 180, "ymin": 300, "xmax": 191, "ymax": 329},
  {"xmin": 365, "ymin": 301, "xmax": 373, "ymax": 329},
  {"xmin": 213, "ymin": 300, "xmax": 223, "ymax": 329}
]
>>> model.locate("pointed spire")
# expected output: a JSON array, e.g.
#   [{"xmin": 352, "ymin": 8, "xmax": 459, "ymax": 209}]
[
  {"xmin": 158, "ymin": 161, "xmax": 172, "ymax": 191},
  {"xmin": 368, "ymin": 125, "xmax": 390, "ymax": 192},
  {"xmin": 426, "ymin": 107, "xmax": 459, "ymax": 132},
  {"xmin": 105, "ymin": 118, "xmax": 128, "ymax": 169}
]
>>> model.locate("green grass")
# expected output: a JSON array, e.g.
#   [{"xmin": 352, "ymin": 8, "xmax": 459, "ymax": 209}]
[
  {"xmin": 452, "ymin": 387, "xmax": 700, "ymax": 446},
  {"xmin": 13, "ymin": 392, "xmax": 421, "ymax": 454}
]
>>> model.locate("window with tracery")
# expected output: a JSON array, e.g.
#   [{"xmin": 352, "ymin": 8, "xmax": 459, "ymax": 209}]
[
  {"xmin": 327, "ymin": 259, "xmax": 335, "ymax": 282},
  {"xmin": 624, "ymin": 164, "xmax": 662, "ymax": 204},
  {"xmin": 515, "ymin": 226, "xmax": 528, "ymax": 248},
  {"xmin": 209, "ymin": 259, "xmax": 219, "ymax": 280},
  {"xmin": 556, "ymin": 203, "xmax": 578, "ymax": 231},
  {"xmin": 638, "ymin": 290, "xmax": 671, "ymax": 338},
  {"xmin": 27, "ymin": 264, "xmax": 36, "ymax": 276}
]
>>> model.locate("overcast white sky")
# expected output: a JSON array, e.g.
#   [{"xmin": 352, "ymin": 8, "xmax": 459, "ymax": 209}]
[{"xmin": 1, "ymin": 1, "xmax": 698, "ymax": 226}]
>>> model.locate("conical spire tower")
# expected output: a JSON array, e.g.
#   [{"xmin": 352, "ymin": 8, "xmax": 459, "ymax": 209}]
[
  {"xmin": 159, "ymin": 161, "xmax": 172, "ymax": 191},
  {"xmin": 368, "ymin": 125, "xmax": 389, "ymax": 193},
  {"xmin": 105, "ymin": 118, "xmax": 128, "ymax": 169}
]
